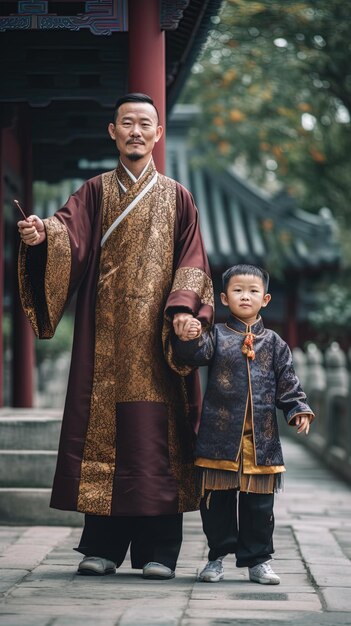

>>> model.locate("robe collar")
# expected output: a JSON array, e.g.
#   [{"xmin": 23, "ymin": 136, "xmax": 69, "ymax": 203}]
[
  {"xmin": 225, "ymin": 314, "xmax": 265, "ymax": 335},
  {"xmin": 116, "ymin": 157, "xmax": 156, "ymax": 193}
]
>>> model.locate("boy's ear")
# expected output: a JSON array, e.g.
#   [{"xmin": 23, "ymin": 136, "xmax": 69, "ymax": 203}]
[
  {"xmin": 261, "ymin": 293, "xmax": 272, "ymax": 308},
  {"xmin": 220, "ymin": 292, "xmax": 229, "ymax": 307}
]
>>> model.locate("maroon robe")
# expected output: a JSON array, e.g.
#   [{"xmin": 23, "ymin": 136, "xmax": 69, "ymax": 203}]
[{"xmin": 18, "ymin": 160, "xmax": 213, "ymax": 517}]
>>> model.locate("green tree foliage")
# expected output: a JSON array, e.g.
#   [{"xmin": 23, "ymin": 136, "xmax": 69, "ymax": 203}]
[{"xmin": 182, "ymin": 0, "xmax": 351, "ymax": 233}]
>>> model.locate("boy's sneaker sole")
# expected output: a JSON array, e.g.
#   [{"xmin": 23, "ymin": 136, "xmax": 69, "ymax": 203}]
[
  {"xmin": 248, "ymin": 560, "xmax": 280, "ymax": 585},
  {"xmin": 198, "ymin": 571, "xmax": 224, "ymax": 583},
  {"xmin": 249, "ymin": 572, "xmax": 280, "ymax": 585}
]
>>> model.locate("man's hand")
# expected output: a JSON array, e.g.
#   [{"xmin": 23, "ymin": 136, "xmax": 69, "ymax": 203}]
[
  {"xmin": 295, "ymin": 414, "xmax": 311, "ymax": 435},
  {"xmin": 18, "ymin": 216, "xmax": 46, "ymax": 246},
  {"xmin": 173, "ymin": 312, "xmax": 200, "ymax": 341}
]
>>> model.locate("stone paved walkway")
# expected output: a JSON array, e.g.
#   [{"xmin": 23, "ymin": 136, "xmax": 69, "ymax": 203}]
[{"xmin": 1, "ymin": 437, "xmax": 351, "ymax": 625}]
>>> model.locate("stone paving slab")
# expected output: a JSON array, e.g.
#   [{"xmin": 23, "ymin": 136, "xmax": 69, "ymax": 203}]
[
  {"xmin": 182, "ymin": 610, "xmax": 351, "ymax": 626},
  {"xmin": 0, "ymin": 569, "xmax": 28, "ymax": 594},
  {"xmin": 322, "ymin": 587, "xmax": 351, "ymax": 612},
  {"xmin": 0, "ymin": 617, "xmax": 51, "ymax": 626},
  {"xmin": 1, "ymin": 437, "xmax": 351, "ymax": 624}
]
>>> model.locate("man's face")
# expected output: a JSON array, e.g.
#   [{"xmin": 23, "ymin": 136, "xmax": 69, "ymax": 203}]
[{"xmin": 108, "ymin": 102, "xmax": 163, "ymax": 163}]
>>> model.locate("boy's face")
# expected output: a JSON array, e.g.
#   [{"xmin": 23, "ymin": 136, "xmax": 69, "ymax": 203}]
[{"xmin": 220, "ymin": 274, "xmax": 271, "ymax": 325}]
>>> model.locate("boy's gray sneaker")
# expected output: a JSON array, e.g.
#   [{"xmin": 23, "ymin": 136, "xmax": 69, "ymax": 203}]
[
  {"xmin": 198, "ymin": 558, "xmax": 224, "ymax": 582},
  {"xmin": 249, "ymin": 560, "xmax": 280, "ymax": 585}
]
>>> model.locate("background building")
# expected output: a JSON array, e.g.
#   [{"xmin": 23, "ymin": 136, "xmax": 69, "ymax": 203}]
[{"xmin": 0, "ymin": 0, "xmax": 223, "ymax": 407}]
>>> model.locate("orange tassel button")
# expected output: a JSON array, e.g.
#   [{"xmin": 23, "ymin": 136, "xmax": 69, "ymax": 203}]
[{"xmin": 242, "ymin": 332, "xmax": 255, "ymax": 360}]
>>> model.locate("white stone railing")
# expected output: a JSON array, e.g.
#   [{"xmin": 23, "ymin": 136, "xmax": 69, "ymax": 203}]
[{"xmin": 289, "ymin": 342, "xmax": 351, "ymax": 482}]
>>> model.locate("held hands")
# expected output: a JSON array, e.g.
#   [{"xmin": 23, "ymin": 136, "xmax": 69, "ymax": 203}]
[
  {"xmin": 173, "ymin": 313, "xmax": 202, "ymax": 342},
  {"xmin": 295, "ymin": 414, "xmax": 311, "ymax": 435},
  {"xmin": 17, "ymin": 216, "xmax": 46, "ymax": 246}
]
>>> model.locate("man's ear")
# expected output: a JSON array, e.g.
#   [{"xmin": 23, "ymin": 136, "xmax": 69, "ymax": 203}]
[
  {"xmin": 220, "ymin": 292, "xmax": 229, "ymax": 307},
  {"xmin": 261, "ymin": 293, "xmax": 272, "ymax": 308},
  {"xmin": 155, "ymin": 125, "xmax": 163, "ymax": 143},
  {"xmin": 108, "ymin": 123, "xmax": 116, "ymax": 140}
]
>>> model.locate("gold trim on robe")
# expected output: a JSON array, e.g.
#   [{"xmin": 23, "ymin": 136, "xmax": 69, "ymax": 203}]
[
  {"xmin": 18, "ymin": 158, "xmax": 213, "ymax": 517},
  {"xmin": 18, "ymin": 216, "xmax": 71, "ymax": 338},
  {"xmin": 170, "ymin": 267, "xmax": 214, "ymax": 308},
  {"xmin": 77, "ymin": 163, "xmax": 199, "ymax": 514},
  {"xmin": 163, "ymin": 267, "xmax": 214, "ymax": 377}
]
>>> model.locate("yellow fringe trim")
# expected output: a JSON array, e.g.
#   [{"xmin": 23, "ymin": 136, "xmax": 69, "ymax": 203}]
[{"xmin": 198, "ymin": 467, "xmax": 282, "ymax": 497}]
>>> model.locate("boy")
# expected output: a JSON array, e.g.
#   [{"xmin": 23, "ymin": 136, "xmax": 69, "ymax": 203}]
[{"xmin": 173, "ymin": 264, "xmax": 314, "ymax": 585}]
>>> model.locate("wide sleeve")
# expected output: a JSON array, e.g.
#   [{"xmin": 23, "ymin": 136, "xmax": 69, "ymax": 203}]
[
  {"xmin": 173, "ymin": 331, "xmax": 216, "ymax": 367},
  {"xmin": 275, "ymin": 339, "xmax": 315, "ymax": 424},
  {"xmin": 163, "ymin": 183, "xmax": 214, "ymax": 374},
  {"xmin": 165, "ymin": 183, "xmax": 214, "ymax": 323},
  {"xmin": 18, "ymin": 176, "xmax": 102, "ymax": 338}
]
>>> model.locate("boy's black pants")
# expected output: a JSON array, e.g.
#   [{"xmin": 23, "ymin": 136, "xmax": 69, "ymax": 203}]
[{"xmin": 200, "ymin": 488, "xmax": 274, "ymax": 568}]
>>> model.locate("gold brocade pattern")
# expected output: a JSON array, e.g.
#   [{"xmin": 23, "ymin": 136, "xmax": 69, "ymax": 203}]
[
  {"xmin": 162, "ymin": 319, "xmax": 194, "ymax": 377},
  {"xmin": 18, "ymin": 216, "xmax": 71, "ymax": 338},
  {"xmin": 78, "ymin": 165, "xmax": 198, "ymax": 514},
  {"xmin": 171, "ymin": 267, "xmax": 214, "ymax": 308},
  {"xmin": 18, "ymin": 243, "xmax": 40, "ymax": 337},
  {"xmin": 163, "ymin": 267, "xmax": 214, "ymax": 377},
  {"xmin": 45, "ymin": 217, "xmax": 71, "ymax": 335}
]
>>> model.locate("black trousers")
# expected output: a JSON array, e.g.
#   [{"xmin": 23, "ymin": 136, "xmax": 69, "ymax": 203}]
[
  {"xmin": 76, "ymin": 513, "xmax": 183, "ymax": 570},
  {"xmin": 200, "ymin": 489, "xmax": 275, "ymax": 568}
]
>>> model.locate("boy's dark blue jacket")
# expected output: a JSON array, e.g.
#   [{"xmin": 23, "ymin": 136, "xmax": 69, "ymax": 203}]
[{"xmin": 174, "ymin": 315, "xmax": 314, "ymax": 467}]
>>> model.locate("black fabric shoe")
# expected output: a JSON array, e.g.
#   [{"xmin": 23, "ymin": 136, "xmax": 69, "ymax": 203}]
[
  {"xmin": 142, "ymin": 562, "xmax": 175, "ymax": 579},
  {"xmin": 77, "ymin": 556, "xmax": 116, "ymax": 576}
]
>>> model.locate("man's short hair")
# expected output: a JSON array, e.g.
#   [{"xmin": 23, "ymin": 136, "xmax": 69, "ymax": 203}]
[
  {"xmin": 113, "ymin": 93, "xmax": 160, "ymax": 123},
  {"xmin": 222, "ymin": 264, "xmax": 270, "ymax": 294}
]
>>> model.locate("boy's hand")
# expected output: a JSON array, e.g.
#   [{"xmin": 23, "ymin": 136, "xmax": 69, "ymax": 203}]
[
  {"xmin": 181, "ymin": 318, "xmax": 202, "ymax": 341},
  {"xmin": 18, "ymin": 216, "xmax": 46, "ymax": 246},
  {"xmin": 173, "ymin": 313, "xmax": 202, "ymax": 341},
  {"xmin": 295, "ymin": 414, "xmax": 311, "ymax": 435}
]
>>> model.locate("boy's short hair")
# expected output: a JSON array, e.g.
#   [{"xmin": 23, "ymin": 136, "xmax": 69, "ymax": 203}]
[
  {"xmin": 113, "ymin": 93, "xmax": 159, "ymax": 123},
  {"xmin": 222, "ymin": 264, "xmax": 270, "ymax": 294}
]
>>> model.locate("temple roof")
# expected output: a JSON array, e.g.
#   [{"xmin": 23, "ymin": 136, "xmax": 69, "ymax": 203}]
[{"xmin": 166, "ymin": 106, "xmax": 340, "ymax": 272}]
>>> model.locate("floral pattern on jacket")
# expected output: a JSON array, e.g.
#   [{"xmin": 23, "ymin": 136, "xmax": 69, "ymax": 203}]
[{"xmin": 174, "ymin": 315, "xmax": 314, "ymax": 466}]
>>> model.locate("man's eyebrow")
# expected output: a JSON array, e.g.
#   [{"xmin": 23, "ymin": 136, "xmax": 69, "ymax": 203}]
[{"xmin": 120, "ymin": 114, "xmax": 153, "ymax": 122}]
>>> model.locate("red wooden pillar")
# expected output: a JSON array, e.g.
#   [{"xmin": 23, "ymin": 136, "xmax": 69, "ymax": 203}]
[
  {"xmin": 12, "ymin": 107, "xmax": 34, "ymax": 407},
  {"xmin": 128, "ymin": 0, "xmax": 166, "ymax": 173},
  {"xmin": 0, "ymin": 129, "xmax": 4, "ymax": 406}
]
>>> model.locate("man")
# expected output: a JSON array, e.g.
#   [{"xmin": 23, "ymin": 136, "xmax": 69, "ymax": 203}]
[{"xmin": 17, "ymin": 93, "xmax": 213, "ymax": 579}]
